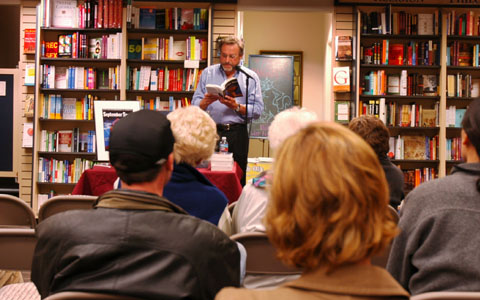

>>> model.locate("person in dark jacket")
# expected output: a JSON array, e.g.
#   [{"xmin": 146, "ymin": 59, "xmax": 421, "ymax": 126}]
[
  {"xmin": 348, "ymin": 115, "xmax": 404, "ymax": 209},
  {"xmin": 31, "ymin": 110, "xmax": 242, "ymax": 300},
  {"xmin": 165, "ymin": 106, "xmax": 228, "ymax": 225}
]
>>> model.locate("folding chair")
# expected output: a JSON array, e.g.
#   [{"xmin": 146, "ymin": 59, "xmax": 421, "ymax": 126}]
[
  {"xmin": 38, "ymin": 195, "xmax": 97, "ymax": 222},
  {"xmin": 0, "ymin": 194, "xmax": 36, "ymax": 228}
]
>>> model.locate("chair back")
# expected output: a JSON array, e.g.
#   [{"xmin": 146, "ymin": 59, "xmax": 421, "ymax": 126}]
[
  {"xmin": 411, "ymin": 291, "xmax": 480, "ymax": 300},
  {"xmin": 230, "ymin": 232, "xmax": 302, "ymax": 275},
  {"xmin": 371, "ymin": 205, "xmax": 399, "ymax": 268},
  {"xmin": 38, "ymin": 195, "xmax": 97, "ymax": 222},
  {"xmin": 44, "ymin": 291, "xmax": 142, "ymax": 300},
  {"xmin": 0, "ymin": 194, "xmax": 36, "ymax": 228},
  {"xmin": 0, "ymin": 228, "xmax": 36, "ymax": 271}
]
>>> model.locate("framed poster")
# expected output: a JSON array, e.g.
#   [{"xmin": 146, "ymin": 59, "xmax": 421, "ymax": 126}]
[
  {"xmin": 94, "ymin": 101, "xmax": 140, "ymax": 161},
  {"xmin": 248, "ymin": 55, "xmax": 295, "ymax": 139}
]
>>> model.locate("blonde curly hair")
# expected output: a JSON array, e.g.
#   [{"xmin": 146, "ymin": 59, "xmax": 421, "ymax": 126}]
[{"xmin": 167, "ymin": 106, "xmax": 218, "ymax": 166}]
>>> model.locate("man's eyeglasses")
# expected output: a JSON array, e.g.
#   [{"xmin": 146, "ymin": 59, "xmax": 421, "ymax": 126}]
[{"xmin": 220, "ymin": 53, "xmax": 238, "ymax": 59}]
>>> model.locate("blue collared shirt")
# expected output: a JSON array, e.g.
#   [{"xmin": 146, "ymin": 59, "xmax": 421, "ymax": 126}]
[{"xmin": 192, "ymin": 64, "xmax": 264, "ymax": 124}]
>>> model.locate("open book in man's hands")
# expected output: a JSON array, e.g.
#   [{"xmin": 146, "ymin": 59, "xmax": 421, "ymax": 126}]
[{"xmin": 206, "ymin": 77, "xmax": 243, "ymax": 98}]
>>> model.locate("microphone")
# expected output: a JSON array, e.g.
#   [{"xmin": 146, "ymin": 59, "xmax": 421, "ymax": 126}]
[{"xmin": 235, "ymin": 65, "xmax": 254, "ymax": 79}]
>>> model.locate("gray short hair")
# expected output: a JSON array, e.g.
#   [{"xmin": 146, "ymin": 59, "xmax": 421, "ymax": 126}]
[
  {"xmin": 268, "ymin": 107, "xmax": 318, "ymax": 151},
  {"xmin": 217, "ymin": 36, "xmax": 244, "ymax": 56}
]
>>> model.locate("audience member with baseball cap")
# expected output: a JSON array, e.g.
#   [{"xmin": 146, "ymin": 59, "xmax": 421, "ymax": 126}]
[{"xmin": 32, "ymin": 110, "xmax": 243, "ymax": 300}]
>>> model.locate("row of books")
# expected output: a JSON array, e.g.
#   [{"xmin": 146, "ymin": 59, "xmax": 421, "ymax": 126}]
[
  {"xmin": 362, "ymin": 70, "xmax": 437, "ymax": 96},
  {"xmin": 39, "ymin": 94, "xmax": 96, "ymax": 121},
  {"xmin": 40, "ymin": 129, "xmax": 96, "ymax": 153},
  {"xmin": 38, "ymin": 157, "xmax": 93, "ymax": 184},
  {"xmin": 446, "ymin": 106, "xmax": 467, "ymax": 128},
  {"xmin": 403, "ymin": 167, "xmax": 436, "ymax": 191},
  {"xmin": 128, "ymin": 36, "xmax": 207, "ymax": 61},
  {"xmin": 446, "ymin": 137, "xmax": 462, "ymax": 161},
  {"xmin": 446, "ymin": 11, "xmax": 480, "ymax": 36},
  {"xmin": 359, "ymin": 99, "xmax": 439, "ymax": 128},
  {"xmin": 41, "ymin": 0, "xmax": 122, "ymax": 29},
  {"xmin": 361, "ymin": 40, "xmax": 439, "ymax": 66},
  {"xmin": 447, "ymin": 42, "xmax": 480, "ymax": 67},
  {"xmin": 127, "ymin": 5, "xmax": 208, "ymax": 30},
  {"xmin": 135, "ymin": 96, "xmax": 191, "ymax": 112},
  {"xmin": 40, "ymin": 65, "xmax": 120, "ymax": 90},
  {"xmin": 361, "ymin": 8, "xmax": 440, "ymax": 35},
  {"xmin": 126, "ymin": 66, "xmax": 202, "ymax": 92},
  {"xmin": 389, "ymin": 135, "xmax": 439, "ymax": 160},
  {"xmin": 447, "ymin": 74, "xmax": 480, "ymax": 98},
  {"xmin": 42, "ymin": 33, "xmax": 121, "ymax": 59}
]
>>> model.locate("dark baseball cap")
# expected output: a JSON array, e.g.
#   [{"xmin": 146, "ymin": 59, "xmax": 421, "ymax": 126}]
[{"xmin": 109, "ymin": 110, "xmax": 174, "ymax": 172}]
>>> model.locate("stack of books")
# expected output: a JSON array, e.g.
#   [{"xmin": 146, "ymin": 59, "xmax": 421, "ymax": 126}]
[{"xmin": 210, "ymin": 152, "xmax": 234, "ymax": 171}]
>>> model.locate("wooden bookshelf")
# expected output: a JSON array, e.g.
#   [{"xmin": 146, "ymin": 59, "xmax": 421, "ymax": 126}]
[{"xmin": 32, "ymin": 0, "xmax": 213, "ymax": 213}]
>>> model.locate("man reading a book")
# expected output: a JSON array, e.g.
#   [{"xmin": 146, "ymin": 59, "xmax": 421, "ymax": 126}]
[{"xmin": 192, "ymin": 36, "xmax": 264, "ymax": 185}]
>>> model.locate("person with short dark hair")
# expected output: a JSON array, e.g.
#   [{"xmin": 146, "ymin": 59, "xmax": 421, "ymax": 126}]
[
  {"xmin": 192, "ymin": 36, "xmax": 264, "ymax": 185},
  {"xmin": 216, "ymin": 122, "xmax": 409, "ymax": 300},
  {"xmin": 387, "ymin": 99, "xmax": 480, "ymax": 295},
  {"xmin": 32, "ymin": 110, "xmax": 242, "ymax": 300},
  {"xmin": 349, "ymin": 115, "xmax": 404, "ymax": 209}
]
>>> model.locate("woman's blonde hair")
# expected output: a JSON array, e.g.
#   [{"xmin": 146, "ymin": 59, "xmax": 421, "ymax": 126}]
[
  {"xmin": 167, "ymin": 106, "xmax": 218, "ymax": 166},
  {"xmin": 266, "ymin": 122, "xmax": 398, "ymax": 271}
]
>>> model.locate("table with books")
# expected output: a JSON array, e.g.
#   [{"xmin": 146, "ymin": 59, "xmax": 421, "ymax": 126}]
[{"xmin": 72, "ymin": 163, "xmax": 243, "ymax": 204}]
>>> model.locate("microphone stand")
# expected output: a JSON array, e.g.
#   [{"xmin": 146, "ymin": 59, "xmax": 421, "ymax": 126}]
[
  {"xmin": 235, "ymin": 65, "xmax": 254, "ymax": 130},
  {"xmin": 235, "ymin": 65, "xmax": 255, "ymax": 175}
]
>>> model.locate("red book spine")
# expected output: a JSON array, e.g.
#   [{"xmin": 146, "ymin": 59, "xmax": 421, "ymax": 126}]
[
  {"xmin": 98, "ymin": 0, "xmax": 103, "ymax": 28},
  {"xmin": 112, "ymin": 0, "xmax": 117, "ymax": 28},
  {"xmin": 109, "ymin": 0, "xmax": 114, "ymax": 28},
  {"xmin": 104, "ymin": 0, "xmax": 109, "ymax": 28},
  {"xmin": 117, "ymin": 0, "xmax": 122, "ymax": 28}
]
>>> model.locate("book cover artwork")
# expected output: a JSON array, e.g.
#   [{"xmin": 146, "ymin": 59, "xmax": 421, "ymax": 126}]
[{"xmin": 206, "ymin": 78, "xmax": 243, "ymax": 98}]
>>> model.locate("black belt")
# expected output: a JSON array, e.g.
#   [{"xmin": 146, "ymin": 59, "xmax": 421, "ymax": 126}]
[{"xmin": 216, "ymin": 123, "xmax": 246, "ymax": 131}]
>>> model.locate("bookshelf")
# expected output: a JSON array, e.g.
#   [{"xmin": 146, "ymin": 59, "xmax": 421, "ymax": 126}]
[
  {"xmin": 354, "ymin": 5, "xmax": 444, "ymax": 192},
  {"xmin": 345, "ymin": 3, "xmax": 480, "ymax": 191},
  {"xmin": 32, "ymin": 0, "xmax": 212, "ymax": 213},
  {"xmin": 125, "ymin": 2, "xmax": 211, "ymax": 110}
]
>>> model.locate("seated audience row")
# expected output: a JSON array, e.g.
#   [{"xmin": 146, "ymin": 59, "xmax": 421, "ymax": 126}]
[{"xmin": 31, "ymin": 105, "xmax": 410, "ymax": 299}]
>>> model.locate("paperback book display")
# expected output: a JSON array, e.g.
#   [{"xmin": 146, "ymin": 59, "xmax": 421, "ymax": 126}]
[
  {"xmin": 362, "ymin": 71, "xmax": 437, "ymax": 97},
  {"xmin": 39, "ymin": 94, "xmax": 96, "ymax": 120},
  {"xmin": 389, "ymin": 135, "xmax": 438, "ymax": 160},
  {"xmin": 361, "ymin": 40, "xmax": 439, "ymax": 66},
  {"xmin": 361, "ymin": 7, "xmax": 440, "ymax": 35},
  {"xmin": 126, "ymin": 5, "xmax": 208, "ymax": 30},
  {"xmin": 358, "ymin": 99, "xmax": 439, "ymax": 128},
  {"xmin": 134, "ymin": 96, "xmax": 191, "ymax": 112},
  {"xmin": 128, "ymin": 36, "xmax": 207, "ymax": 61},
  {"xmin": 40, "ymin": 65, "xmax": 120, "ymax": 90},
  {"xmin": 335, "ymin": 36, "xmax": 353, "ymax": 61},
  {"xmin": 403, "ymin": 168, "xmax": 436, "ymax": 192},
  {"xmin": 40, "ymin": 0, "xmax": 123, "ymax": 29},
  {"xmin": 38, "ymin": 157, "xmax": 93, "ymax": 184},
  {"xmin": 127, "ymin": 66, "xmax": 201, "ymax": 92},
  {"xmin": 40, "ymin": 129, "xmax": 95, "ymax": 153},
  {"xmin": 41, "ymin": 33, "xmax": 121, "ymax": 59}
]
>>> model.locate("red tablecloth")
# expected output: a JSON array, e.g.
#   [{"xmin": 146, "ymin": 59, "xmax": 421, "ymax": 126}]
[{"xmin": 72, "ymin": 164, "xmax": 243, "ymax": 204}]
